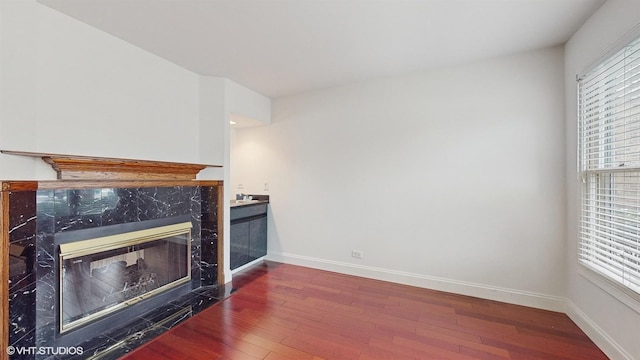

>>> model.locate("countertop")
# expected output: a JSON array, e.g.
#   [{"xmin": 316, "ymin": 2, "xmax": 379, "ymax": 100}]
[{"xmin": 230, "ymin": 199, "xmax": 269, "ymax": 208}]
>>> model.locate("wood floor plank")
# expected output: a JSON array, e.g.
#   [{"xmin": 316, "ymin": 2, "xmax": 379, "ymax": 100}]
[
  {"xmin": 499, "ymin": 331, "xmax": 609, "ymax": 360},
  {"xmin": 168, "ymin": 325, "xmax": 265, "ymax": 359},
  {"xmin": 280, "ymin": 332, "xmax": 362, "ymax": 360},
  {"xmin": 456, "ymin": 314, "xmax": 520, "ymax": 337},
  {"xmin": 263, "ymin": 351, "xmax": 326, "ymax": 360},
  {"xmin": 120, "ymin": 262, "xmax": 608, "ymax": 360},
  {"xmin": 356, "ymin": 346, "xmax": 418, "ymax": 360},
  {"xmin": 242, "ymin": 333, "xmax": 318, "ymax": 360},
  {"xmin": 368, "ymin": 336, "xmax": 467, "ymax": 360},
  {"xmin": 459, "ymin": 345, "xmax": 511, "ymax": 360},
  {"xmin": 391, "ymin": 335, "xmax": 478, "ymax": 360},
  {"xmin": 414, "ymin": 324, "xmax": 511, "ymax": 358},
  {"xmin": 415, "ymin": 322, "xmax": 482, "ymax": 344}
]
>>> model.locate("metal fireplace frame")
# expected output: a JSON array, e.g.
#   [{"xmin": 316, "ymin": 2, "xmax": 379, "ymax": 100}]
[{"xmin": 58, "ymin": 221, "xmax": 192, "ymax": 333}]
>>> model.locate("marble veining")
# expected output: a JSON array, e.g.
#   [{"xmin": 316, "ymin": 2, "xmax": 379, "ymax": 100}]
[
  {"xmin": 7, "ymin": 185, "xmax": 220, "ymax": 359},
  {"xmin": 53, "ymin": 285, "xmax": 227, "ymax": 360},
  {"xmin": 35, "ymin": 189, "xmax": 57, "ymax": 352},
  {"xmin": 8, "ymin": 190, "xmax": 38, "ymax": 356},
  {"xmin": 200, "ymin": 186, "xmax": 219, "ymax": 287}
]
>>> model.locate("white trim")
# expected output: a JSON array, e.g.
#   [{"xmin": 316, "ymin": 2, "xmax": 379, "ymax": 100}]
[
  {"xmin": 578, "ymin": 264, "xmax": 640, "ymax": 314},
  {"xmin": 266, "ymin": 252, "xmax": 565, "ymax": 312},
  {"xmin": 577, "ymin": 22, "xmax": 640, "ymax": 81},
  {"xmin": 565, "ymin": 299, "xmax": 636, "ymax": 360}
]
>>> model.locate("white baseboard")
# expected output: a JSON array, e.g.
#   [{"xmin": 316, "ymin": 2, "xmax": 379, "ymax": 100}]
[
  {"xmin": 565, "ymin": 300, "xmax": 635, "ymax": 360},
  {"xmin": 266, "ymin": 252, "xmax": 565, "ymax": 312}
]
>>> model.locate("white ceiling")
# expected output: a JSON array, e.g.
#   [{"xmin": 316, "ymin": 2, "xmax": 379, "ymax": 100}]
[{"xmin": 40, "ymin": 0, "xmax": 606, "ymax": 99}]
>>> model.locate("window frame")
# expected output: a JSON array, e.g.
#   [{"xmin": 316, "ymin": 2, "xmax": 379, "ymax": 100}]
[{"xmin": 577, "ymin": 26, "xmax": 640, "ymax": 312}]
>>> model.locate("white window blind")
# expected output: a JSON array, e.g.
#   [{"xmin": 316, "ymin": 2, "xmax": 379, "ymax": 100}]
[{"xmin": 578, "ymin": 34, "xmax": 640, "ymax": 296}]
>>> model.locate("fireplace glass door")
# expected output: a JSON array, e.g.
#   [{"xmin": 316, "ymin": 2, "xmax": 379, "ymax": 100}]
[{"xmin": 59, "ymin": 222, "xmax": 192, "ymax": 332}]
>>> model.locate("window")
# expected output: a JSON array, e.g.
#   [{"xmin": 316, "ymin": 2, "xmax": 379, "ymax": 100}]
[{"xmin": 578, "ymin": 34, "xmax": 640, "ymax": 298}]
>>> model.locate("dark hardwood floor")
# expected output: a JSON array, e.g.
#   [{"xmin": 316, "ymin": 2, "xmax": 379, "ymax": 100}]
[{"xmin": 121, "ymin": 261, "xmax": 608, "ymax": 360}]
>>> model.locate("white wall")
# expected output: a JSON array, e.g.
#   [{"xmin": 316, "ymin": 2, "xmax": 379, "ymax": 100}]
[
  {"xmin": 565, "ymin": 1, "xmax": 640, "ymax": 359},
  {"xmin": 201, "ymin": 77, "xmax": 272, "ymax": 282},
  {"xmin": 199, "ymin": 76, "xmax": 227, "ymax": 175},
  {"xmin": 0, "ymin": 0, "xmax": 42, "ymax": 178},
  {"xmin": 232, "ymin": 46, "xmax": 567, "ymax": 310},
  {"xmin": 226, "ymin": 80, "xmax": 272, "ymax": 126},
  {"xmin": 0, "ymin": 0, "xmax": 204, "ymax": 179},
  {"xmin": 0, "ymin": 0, "xmax": 272, "ymax": 283}
]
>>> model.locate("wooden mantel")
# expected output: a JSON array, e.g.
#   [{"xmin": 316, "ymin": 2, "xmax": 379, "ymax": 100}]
[{"xmin": 0, "ymin": 150, "xmax": 221, "ymax": 181}]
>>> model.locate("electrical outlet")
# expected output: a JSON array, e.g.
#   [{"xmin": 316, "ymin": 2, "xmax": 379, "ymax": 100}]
[
  {"xmin": 264, "ymin": 182, "xmax": 269, "ymax": 191},
  {"xmin": 351, "ymin": 250, "xmax": 363, "ymax": 259}
]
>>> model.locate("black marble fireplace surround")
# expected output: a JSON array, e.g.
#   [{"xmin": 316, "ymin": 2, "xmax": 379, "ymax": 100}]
[{"xmin": 7, "ymin": 184, "xmax": 221, "ymax": 359}]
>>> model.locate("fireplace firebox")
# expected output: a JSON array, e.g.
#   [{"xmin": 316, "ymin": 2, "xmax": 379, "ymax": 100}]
[
  {"xmin": 53, "ymin": 216, "xmax": 195, "ymax": 347},
  {"xmin": 58, "ymin": 220, "xmax": 192, "ymax": 333}
]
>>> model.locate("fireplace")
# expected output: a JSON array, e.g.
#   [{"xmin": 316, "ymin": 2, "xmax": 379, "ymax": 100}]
[
  {"xmin": 1, "ymin": 152, "xmax": 224, "ymax": 358},
  {"xmin": 2, "ymin": 185, "xmax": 223, "ymax": 358},
  {"xmin": 57, "ymin": 218, "xmax": 192, "ymax": 334}
]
